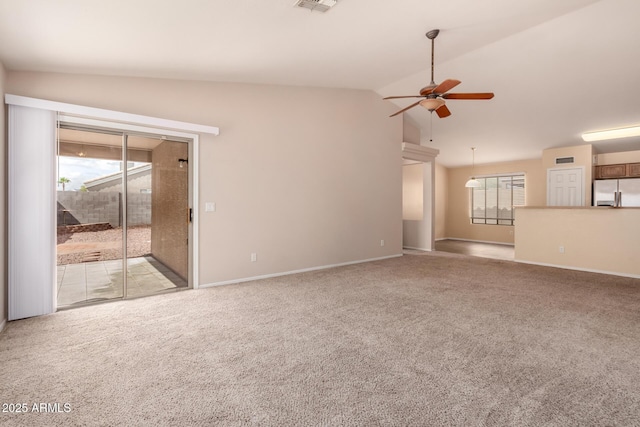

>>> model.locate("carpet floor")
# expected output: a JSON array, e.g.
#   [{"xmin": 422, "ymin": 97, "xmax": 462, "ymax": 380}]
[{"xmin": 1, "ymin": 251, "xmax": 639, "ymax": 426}]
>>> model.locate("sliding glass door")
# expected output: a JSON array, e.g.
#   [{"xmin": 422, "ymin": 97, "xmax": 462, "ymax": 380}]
[
  {"xmin": 56, "ymin": 127, "xmax": 125, "ymax": 305},
  {"xmin": 56, "ymin": 125, "xmax": 190, "ymax": 307},
  {"xmin": 125, "ymin": 137, "xmax": 189, "ymax": 298}
]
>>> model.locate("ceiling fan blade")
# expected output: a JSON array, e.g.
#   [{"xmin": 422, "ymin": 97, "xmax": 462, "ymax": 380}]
[
  {"xmin": 389, "ymin": 100, "xmax": 422, "ymax": 117},
  {"xmin": 432, "ymin": 79, "xmax": 461, "ymax": 94},
  {"xmin": 443, "ymin": 93, "xmax": 495, "ymax": 100},
  {"xmin": 435, "ymin": 104, "xmax": 451, "ymax": 118},
  {"xmin": 383, "ymin": 95, "xmax": 424, "ymax": 100}
]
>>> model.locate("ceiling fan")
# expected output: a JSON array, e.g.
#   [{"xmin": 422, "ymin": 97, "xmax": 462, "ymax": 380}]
[{"xmin": 384, "ymin": 29, "xmax": 494, "ymax": 118}]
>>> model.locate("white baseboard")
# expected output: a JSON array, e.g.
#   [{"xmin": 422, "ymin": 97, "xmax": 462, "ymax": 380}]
[
  {"xmin": 200, "ymin": 254, "xmax": 403, "ymax": 288},
  {"xmin": 0, "ymin": 318, "xmax": 6, "ymax": 334},
  {"xmin": 514, "ymin": 259, "xmax": 640, "ymax": 279},
  {"xmin": 403, "ymin": 246, "xmax": 433, "ymax": 252},
  {"xmin": 439, "ymin": 237, "xmax": 514, "ymax": 247}
]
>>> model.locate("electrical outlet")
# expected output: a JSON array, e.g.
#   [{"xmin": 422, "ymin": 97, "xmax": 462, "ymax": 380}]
[
  {"xmin": 380, "ymin": 240, "xmax": 385, "ymax": 247},
  {"xmin": 559, "ymin": 246, "xmax": 565, "ymax": 254},
  {"xmin": 250, "ymin": 253, "xmax": 257, "ymax": 262},
  {"xmin": 205, "ymin": 202, "xmax": 216, "ymax": 212}
]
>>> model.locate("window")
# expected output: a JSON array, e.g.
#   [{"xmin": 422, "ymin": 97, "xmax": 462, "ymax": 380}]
[{"xmin": 470, "ymin": 174, "xmax": 525, "ymax": 226}]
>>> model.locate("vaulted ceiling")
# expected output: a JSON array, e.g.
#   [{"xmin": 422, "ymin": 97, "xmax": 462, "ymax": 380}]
[{"xmin": 1, "ymin": 0, "xmax": 638, "ymax": 166}]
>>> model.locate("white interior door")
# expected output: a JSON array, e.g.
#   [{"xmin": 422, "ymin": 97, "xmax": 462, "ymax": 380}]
[{"xmin": 547, "ymin": 167, "xmax": 584, "ymax": 206}]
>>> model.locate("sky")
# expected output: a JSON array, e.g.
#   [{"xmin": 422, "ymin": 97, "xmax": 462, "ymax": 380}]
[{"xmin": 57, "ymin": 156, "xmax": 145, "ymax": 191}]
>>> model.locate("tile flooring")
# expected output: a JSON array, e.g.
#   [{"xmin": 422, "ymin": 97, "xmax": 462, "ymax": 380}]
[
  {"xmin": 434, "ymin": 239, "xmax": 514, "ymax": 261},
  {"xmin": 57, "ymin": 256, "xmax": 187, "ymax": 307}
]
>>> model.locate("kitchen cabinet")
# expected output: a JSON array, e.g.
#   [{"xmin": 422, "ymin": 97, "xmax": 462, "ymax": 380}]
[
  {"xmin": 596, "ymin": 163, "xmax": 627, "ymax": 179},
  {"xmin": 629, "ymin": 163, "xmax": 640, "ymax": 177}
]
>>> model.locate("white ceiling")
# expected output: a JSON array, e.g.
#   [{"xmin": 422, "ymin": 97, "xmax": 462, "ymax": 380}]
[{"xmin": 1, "ymin": 0, "xmax": 639, "ymax": 166}]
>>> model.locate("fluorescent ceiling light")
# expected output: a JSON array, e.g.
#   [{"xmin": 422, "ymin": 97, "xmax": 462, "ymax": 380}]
[{"xmin": 581, "ymin": 125, "xmax": 640, "ymax": 142}]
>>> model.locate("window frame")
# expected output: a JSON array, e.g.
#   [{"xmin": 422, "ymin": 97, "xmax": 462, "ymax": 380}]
[{"xmin": 469, "ymin": 173, "xmax": 525, "ymax": 226}]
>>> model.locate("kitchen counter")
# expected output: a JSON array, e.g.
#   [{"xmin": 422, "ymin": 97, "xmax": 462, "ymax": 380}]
[
  {"xmin": 514, "ymin": 207, "xmax": 640, "ymax": 278},
  {"xmin": 518, "ymin": 206, "xmax": 640, "ymax": 209}
]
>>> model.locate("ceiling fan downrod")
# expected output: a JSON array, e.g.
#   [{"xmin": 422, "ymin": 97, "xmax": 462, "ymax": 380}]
[{"xmin": 426, "ymin": 29, "xmax": 439, "ymax": 86}]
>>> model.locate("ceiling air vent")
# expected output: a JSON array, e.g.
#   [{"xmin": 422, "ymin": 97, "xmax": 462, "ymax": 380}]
[
  {"xmin": 556, "ymin": 156, "xmax": 575, "ymax": 164},
  {"xmin": 294, "ymin": 0, "xmax": 338, "ymax": 13}
]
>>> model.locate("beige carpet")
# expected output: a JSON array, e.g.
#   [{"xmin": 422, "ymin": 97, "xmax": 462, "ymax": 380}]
[{"xmin": 1, "ymin": 251, "xmax": 639, "ymax": 426}]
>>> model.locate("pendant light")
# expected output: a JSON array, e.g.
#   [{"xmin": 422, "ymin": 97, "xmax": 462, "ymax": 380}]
[{"xmin": 465, "ymin": 147, "xmax": 481, "ymax": 188}]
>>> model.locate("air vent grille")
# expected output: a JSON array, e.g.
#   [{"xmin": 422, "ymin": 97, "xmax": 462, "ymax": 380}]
[
  {"xmin": 294, "ymin": 0, "xmax": 338, "ymax": 12},
  {"xmin": 556, "ymin": 156, "xmax": 575, "ymax": 164}
]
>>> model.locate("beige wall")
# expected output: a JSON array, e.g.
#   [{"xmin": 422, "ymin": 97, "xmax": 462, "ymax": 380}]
[
  {"xmin": 151, "ymin": 141, "xmax": 189, "ymax": 279},
  {"xmin": 402, "ymin": 117, "xmax": 420, "ymax": 145},
  {"xmin": 446, "ymin": 158, "xmax": 544, "ymax": 244},
  {"xmin": 597, "ymin": 150, "xmax": 640, "ymax": 165},
  {"xmin": 403, "ymin": 161, "xmax": 434, "ymax": 251},
  {"xmin": 402, "ymin": 164, "xmax": 423, "ymax": 221},
  {"xmin": 515, "ymin": 207, "xmax": 640, "ymax": 277},
  {"xmin": 6, "ymin": 71, "xmax": 403, "ymax": 285},
  {"xmin": 434, "ymin": 162, "xmax": 447, "ymax": 240},
  {"xmin": 0, "ymin": 62, "xmax": 6, "ymax": 328},
  {"xmin": 401, "ymin": 118, "xmax": 432, "ymax": 249},
  {"xmin": 542, "ymin": 144, "xmax": 593, "ymax": 205}
]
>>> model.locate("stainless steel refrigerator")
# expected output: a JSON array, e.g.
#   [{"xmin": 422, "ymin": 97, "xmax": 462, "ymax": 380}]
[{"xmin": 593, "ymin": 178, "xmax": 640, "ymax": 207}]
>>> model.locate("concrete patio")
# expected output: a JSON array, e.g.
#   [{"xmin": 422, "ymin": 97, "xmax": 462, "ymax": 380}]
[{"xmin": 57, "ymin": 256, "xmax": 187, "ymax": 306}]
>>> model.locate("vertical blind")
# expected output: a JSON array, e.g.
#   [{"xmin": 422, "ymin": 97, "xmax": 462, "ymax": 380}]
[{"xmin": 8, "ymin": 105, "xmax": 57, "ymax": 320}]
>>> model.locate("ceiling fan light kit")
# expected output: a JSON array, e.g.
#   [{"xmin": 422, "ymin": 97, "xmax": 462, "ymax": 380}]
[
  {"xmin": 384, "ymin": 29, "xmax": 494, "ymax": 118},
  {"xmin": 419, "ymin": 97, "xmax": 445, "ymax": 111},
  {"xmin": 581, "ymin": 125, "xmax": 640, "ymax": 142}
]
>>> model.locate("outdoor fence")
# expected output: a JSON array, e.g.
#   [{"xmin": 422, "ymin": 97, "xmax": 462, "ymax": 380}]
[{"xmin": 57, "ymin": 191, "xmax": 151, "ymax": 228}]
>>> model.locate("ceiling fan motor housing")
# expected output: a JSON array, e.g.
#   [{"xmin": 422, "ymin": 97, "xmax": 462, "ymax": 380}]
[
  {"xmin": 426, "ymin": 29, "xmax": 440, "ymax": 39},
  {"xmin": 420, "ymin": 85, "xmax": 437, "ymax": 96}
]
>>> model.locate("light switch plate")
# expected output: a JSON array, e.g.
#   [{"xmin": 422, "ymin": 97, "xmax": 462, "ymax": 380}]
[{"xmin": 205, "ymin": 202, "xmax": 215, "ymax": 212}]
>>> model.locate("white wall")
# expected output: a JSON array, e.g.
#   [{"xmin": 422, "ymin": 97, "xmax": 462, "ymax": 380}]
[
  {"xmin": 6, "ymin": 71, "xmax": 403, "ymax": 286},
  {"xmin": 0, "ymin": 62, "xmax": 6, "ymax": 330}
]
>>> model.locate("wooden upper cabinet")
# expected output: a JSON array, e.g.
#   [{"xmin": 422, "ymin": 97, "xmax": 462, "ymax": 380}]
[
  {"xmin": 629, "ymin": 163, "xmax": 640, "ymax": 177},
  {"xmin": 596, "ymin": 163, "xmax": 627, "ymax": 179}
]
